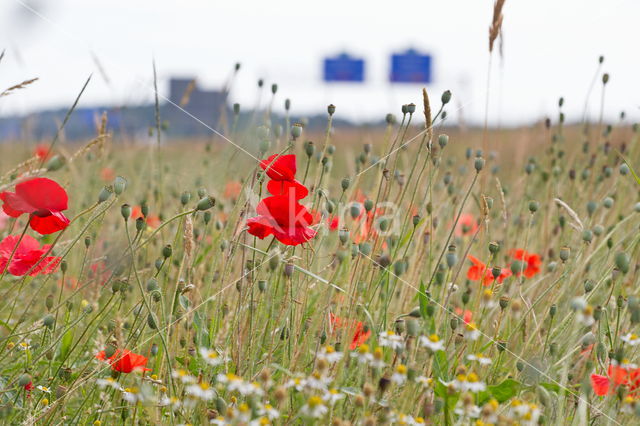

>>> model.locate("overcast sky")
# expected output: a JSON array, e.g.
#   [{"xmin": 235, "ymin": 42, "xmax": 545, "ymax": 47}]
[{"xmin": 0, "ymin": 0, "xmax": 638, "ymax": 126}]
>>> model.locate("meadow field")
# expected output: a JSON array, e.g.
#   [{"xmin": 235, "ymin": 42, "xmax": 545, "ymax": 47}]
[{"xmin": 0, "ymin": 78, "xmax": 638, "ymax": 426}]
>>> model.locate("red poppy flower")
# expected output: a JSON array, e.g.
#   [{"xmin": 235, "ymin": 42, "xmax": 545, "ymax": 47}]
[
  {"xmin": 466, "ymin": 255, "xmax": 512, "ymax": 286},
  {"xmin": 0, "ymin": 178, "xmax": 70, "ymax": 235},
  {"xmin": 329, "ymin": 313, "xmax": 372, "ymax": 350},
  {"xmin": 455, "ymin": 213, "xmax": 479, "ymax": 237},
  {"xmin": 34, "ymin": 145, "xmax": 51, "ymax": 160},
  {"xmin": 96, "ymin": 349, "xmax": 151, "ymax": 373},
  {"xmin": 591, "ymin": 364, "xmax": 640, "ymax": 396},
  {"xmin": 511, "ymin": 249, "xmax": 541, "ymax": 278},
  {"xmin": 260, "ymin": 154, "xmax": 308, "ymax": 199},
  {"xmin": 454, "ymin": 308, "xmax": 473, "ymax": 325},
  {"xmin": 247, "ymin": 195, "xmax": 316, "ymax": 246},
  {"xmin": 100, "ymin": 167, "xmax": 115, "ymax": 182},
  {"xmin": 131, "ymin": 206, "xmax": 161, "ymax": 229},
  {"xmin": 0, "ymin": 235, "xmax": 61, "ymax": 276}
]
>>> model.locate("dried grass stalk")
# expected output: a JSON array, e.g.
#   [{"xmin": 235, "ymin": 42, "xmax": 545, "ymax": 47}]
[{"xmin": 489, "ymin": 0, "xmax": 506, "ymax": 53}]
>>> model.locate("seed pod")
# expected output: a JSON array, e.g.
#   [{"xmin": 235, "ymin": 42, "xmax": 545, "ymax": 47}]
[
  {"xmin": 341, "ymin": 178, "xmax": 350, "ymax": 191},
  {"xmin": 147, "ymin": 278, "xmax": 159, "ymax": 292},
  {"xmin": 162, "ymin": 244, "xmax": 173, "ymax": 259},
  {"xmin": 45, "ymin": 294, "xmax": 54, "ymax": 310},
  {"xmin": 113, "ymin": 176, "xmax": 127, "ymax": 195},
  {"xmin": 147, "ymin": 314, "xmax": 157, "ymax": 329},
  {"xmin": 615, "ymin": 252, "xmax": 630, "ymax": 274},
  {"xmin": 438, "ymin": 134, "xmax": 449, "ymax": 148},
  {"xmin": 98, "ymin": 186, "xmax": 113, "ymax": 203},
  {"xmin": 45, "ymin": 155, "xmax": 66, "ymax": 171},
  {"xmin": 120, "ymin": 204, "xmax": 131, "ymax": 221},
  {"xmin": 181, "ymin": 191, "xmax": 191, "ymax": 206},
  {"xmin": 474, "ymin": 157, "xmax": 485, "ymax": 172},
  {"xmin": 559, "ymin": 246, "xmax": 571, "ymax": 263},
  {"xmin": 43, "ymin": 314, "xmax": 55, "ymax": 329},
  {"xmin": 197, "ymin": 196, "xmax": 216, "ymax": 211},
  {"xmin": 528, "ymin": 200, "xmax": 539, "ymax": 213},
  {"xmin": 364, "ymin": 199, "xmax": 374, "ymax": 212}
]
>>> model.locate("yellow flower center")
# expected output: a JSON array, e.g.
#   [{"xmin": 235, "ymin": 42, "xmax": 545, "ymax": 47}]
[
  {"xmin": 308, "ymin": 396, "xmax": 322, "ymax": 407},
  {"xmin": 358, "ymin": 344, "xmax": 370, "ymax": 354},
  {"xmin": 429, "ymin": 334, "xmax": 440, "ymax": 342},
  {"xmin": 396, "ymin": 364, "xmax": 407, "ymax": 375},
  {"xmin": 325, "ymin": 345, "xmax": 335, "ymax": 353}
]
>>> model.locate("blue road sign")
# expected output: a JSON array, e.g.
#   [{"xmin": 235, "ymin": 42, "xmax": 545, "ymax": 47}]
[
  {"xmin": 390, "ymin": 49, "xmax": 432, "ymax": 83},
  {"xmin": 323, "ymin": 53, "xmax": 365, "ymax": 82}
]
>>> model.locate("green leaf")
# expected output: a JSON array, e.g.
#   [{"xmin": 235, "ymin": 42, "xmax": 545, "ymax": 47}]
[
  {"xmin": 539, "ymin": 382, "xmax": 561, "ymax": 393},
  {"xmin": 490, "ymin": 379, "xmax": 520, "ymax": 402},
  {"xmin": 58, "ymin": 329, "xmax": 74, "ymax": 361},
  {"xmin": 432, "ymin": 350, "xmax": 449, "ymax": 381}
]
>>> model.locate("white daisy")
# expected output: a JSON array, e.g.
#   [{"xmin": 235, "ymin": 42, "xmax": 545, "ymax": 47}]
[
  {"xmin": 186, "ymin": 382, "xmax": 215, "ymax": 400},
  {"xmin": 317, "ymin": 345, "xmax": 343, "ymax": 364},
  {"xmin": 37, "ymin": 385, "xmax": 51, "ymax": 393},
  {"xmin": 379, "ymin": 331, "xmax": 404, "ymax": 350},
  {"xmin": 621, "ymin": 333, "xmax": 640, "ymax": 346},
  {"xmin": 199, "ymin": 347, "xmax": 227, "ymax": 367},
  {"xmin": 419, "ymin": 334, "xmax": 445, "ymax": 351},
  {"xmin": 391, "ymin": 364, "xmax": 408, "ymax": 385},
  {"xmin": 350, "ymin": 344, "xmax": 373, "ymax": 364},
  {"xmin": 300, "ymin": 396, "xmax": 328, "ymax": 418},
  {"xmin": 323, "ymin": 388, "xmax": 345, "ymax": 405},
  {"xmin": 466, "ymin": 353, "xmax": 492, "ymax": 365}
]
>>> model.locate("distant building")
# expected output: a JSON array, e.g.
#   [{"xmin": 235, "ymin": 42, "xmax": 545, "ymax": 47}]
[
  {"xmin": 0, "ymin": 77, "xmax": 229, "ymax": 141},
  {"xmin": 164, "ymin": 78, "xmax": 228, "ymax": 136}
]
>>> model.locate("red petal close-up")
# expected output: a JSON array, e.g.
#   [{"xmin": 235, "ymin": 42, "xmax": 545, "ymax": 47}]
[
  {"xmin": 256, "ymin": 196, "xmax": 314, "ymax": 228},
  {"xmin": 0, "ymin": 178, "xmax": 70, "ymax": 235},
  {"xmin": 0, "ymin": 235, "xmax": 61, "ymax": 276},
  {"xmin": 96, "ymin": 349, "xmax": 151, "ymax": 373},
  {"xmin": 266, "ymin": 179, "xmax": 309, "ymax": 199},
  {"xmin": 260, "ymin": 154, "xmax": 297, "ymax": 181}
]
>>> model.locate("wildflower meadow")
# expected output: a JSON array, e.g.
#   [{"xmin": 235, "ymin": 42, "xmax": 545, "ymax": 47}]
[{"xmin": 1, "ymin": 2, "xmax": 640, "ymax": 425}]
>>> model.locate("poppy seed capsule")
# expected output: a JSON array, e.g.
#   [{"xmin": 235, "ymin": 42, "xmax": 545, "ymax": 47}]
[
  {"xmin": 327, "ymin": 104, "xmax": 336, "ymax": 115},
  {"xmin": 284, "ymin": 98, "xmax": 291, "ymax": 111},
  {"xmin": 121, "ymin": 204, "xmax": 131, "ymax": 221},
  {"xmin": 341, "ymin": 178, "xmax": 350, "ymax": 191},
  {"xmin": 446, "ymin": 245, "xmax": 457, "ymax": 268},
  {"xmin": 602, "ymin": 73, "xmax": 609, "ymax": 84},
  {"xmin": 441, "ymin": 90, "xmax": 452, "ymax": 104},
  {"xmin": 304, "ymin": 141, "xmax": 315, "ymax": 157},
  {"xmin": 559, "ymin": 246, "xmax": 570, "ymax": 262},
  {"xmin": 98, "ymin": 186, "xmax": 113, "ymax": 203},
  {"xmin": 291, "ymin": 123, "xmax": 302, "ymax": 140},
  {"xmin": 135, "ymin": 217, "xmax": 144, "ymax": 232},
  {"xmin": 615, "ymin": 252, "xmax": 630, "ymax": 274},
  {"xmin": 407, "ymin": 103, "xmax": 416, "ymax": 114},
  {"xmin": 271, "ymin": 83, "xmax": 278, "ymax": 94},
  {"xmin": 386, "ymin": 113, "xmax": 396, "ymax": 125},
  {"xmin": 528, "ymin": 201, "xmax": 539, "ymax": 213},
  {"xmin": 474, "ymin": 157, "xmax": 485, "ymax": 172},
  {"xmin": 197, "ymin": 196, "xmax": 216, "ymax": 211},
  {"xmin": 114, "ymin": 176, "xmax": 127, "ymax": 195},
  {"xmin": 45, "ymin": 155, "xmax": 66, "ymax": 171},
  {"xmin": 162, "ymin": 244, "xmax": 172, "ymax": 259},
  {"xmin": 181, "ymin": 191, "xmax": 191, "ymax": 205}
]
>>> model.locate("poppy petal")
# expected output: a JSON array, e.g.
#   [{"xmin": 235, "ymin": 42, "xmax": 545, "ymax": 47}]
[
  {"xmin": 16, "ymin": 178, "xmax": 68, "ymax": 212},
  {"xmin": 590, "ymin": 374, "xmax": 610, "ymax": 396},
  {"xmin": 266, "ymin": 179, "xmax": 309, "ymax": 199},
  {"xmin": 29, "ymin": 211, "xmax": 70, "ymax": 235},
  {"xmin": 260, "ymin": 154, "xmax": 296, "ymax": 181}
]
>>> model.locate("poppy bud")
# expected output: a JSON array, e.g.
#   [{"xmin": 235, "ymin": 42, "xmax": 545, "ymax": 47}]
[
  {"xmin": 450, "ymin": 317, "xmax": 459, "ymax": 330},
  {"xmin": 528, "ymin": 201, "xmax": 539, "ymax": 213},
  {"xmin": 147, "ymin": 314, "xmax": 157, "ymax": 329},
  {"xmin": 135, "ymin": 217, "xmax": 144, "ymax": 232},
  {"xmin": 488, "ymin": 241, "xmax": 500, "ymax": 254},
  {"xmin": 615, "ymin": 252, "xmax": 630, "ymax": 274},
  {"xmin": 364, "ymin": 199, "xmax": 374, "ymax": 212},
  {"xmin": 341, "ymin": 177, "xmax": 350, "ymax": 191},
  {"xmin": 114, "ymin": 176, "xmax": 127, "ymax": 195},
  {"xmin": 258, "ymin": 280, "xmax": 267, "ymax": 292},
  {"xmin": 385, "ymin": 113, "xmax": 396, "ymax": 125},
  {"xmin": 60, "ymin": 260, "xmax": 68, "ymax": 273},
  {"xmin": 441, "ymin": 90, "xmax": 452, "ymax": 105},
  {"xmin": 284, "ymin": 98, "xmax": 291, "ymax": 111},
  {"xmin": 45, "ymin": 294, "xmax": 54, "ymax": 311},
  {"xmin": 43, "ymin": 314, "xmax": 55, "ymax": 329},
  {"xmin": 45, "ymin": 155, "xmax": 66, "ymax": 171},
  {"xmin": 602, "ymin": 73, "xmax": 609, "ymax": 84},
  {"xmin": 474, "ymin": 157, "xmax": 485, "ymax": 172},
  {"xmin": 445, "ymin": 245, "xmax": 457, "ymax": 268},
  {"xmin": 121, "ymin": 204, "xmax": 131, "ymax": 221},
  {"xmin": 438, "ymin": 134, "xmax": 448, "ymax": 149},
  {"xmin": 147, "ymin": 278, "xmax": 159, "ymax": 292},
  {"xmin": 412, "ymin": 215, "xmax": 420, "ymax": 227},
  {"xmin": 181, "ymin": 191, "xmax": 191, "ymax": 206},
  {"xmin": 162, "ymin": 244, "xmax": 173, "ymax": 259},
  {"xmin": 350, "ymin": 204, "xmax": 361, "ymax": 219},
  {"xmin": 18, "ymin": 374, "xmax": 31, "ymax": 387},
  {"xmin": 98, "ymin": 186, "xmax": 113, "ymax": 203},
  {"xmin": 359, "ymin": 242, "xmax": 372, "ymax": 256},
  {"xmin": 197, "ymin": 196, "xmax": 216, "ymax": 211}
]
